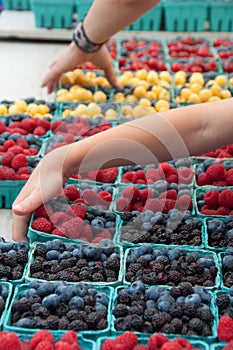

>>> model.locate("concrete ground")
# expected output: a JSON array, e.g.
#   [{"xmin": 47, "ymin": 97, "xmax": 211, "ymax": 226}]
[{"xmin": 0, "ymin": 10, "xmax": 232, "ymax": 241}]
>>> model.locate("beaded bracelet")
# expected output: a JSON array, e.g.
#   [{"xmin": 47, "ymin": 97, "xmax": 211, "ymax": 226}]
[{"xmin": 72, "ymin": 21, "xmax": 105, "ymax": 53}]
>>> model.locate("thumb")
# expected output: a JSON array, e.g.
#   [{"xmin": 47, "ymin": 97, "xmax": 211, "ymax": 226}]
[
  {"xmin": 104, "ymin": 65, "xmax": 122, "ymax": 90},
  {"xmin": 12, "ymin": 193, "xmax": 43, "ymax": 216}
]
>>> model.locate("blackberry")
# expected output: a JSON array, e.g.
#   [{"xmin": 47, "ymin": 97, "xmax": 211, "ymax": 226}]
[
  {"xmin": 105, "ymin": 258, "xmax": 120, "ymax": 271},
  {"xmin": 56, "ymin": 303, "xmax": 69, "ymax": 317},
  {"xmin": 188, "ymin": 317, "xmax": 205, "ymax": 334},
  {"xmin": 92, "ymin": 272, "xmax": 104, "ymax": 282},
  {"xmin": 203, "ymin": 279, "xmax": 214, "ymax": 287},
  {"xmin": 42, "ymin": 261, "xmax": 53, "ymax": 273},
  {"xmin": 144, "ymin": 308, "xmax": 158, "ymax": 321},
  {"xmin": 168, "ymin": 270, "xmax": 182, "ymax": 284},
  {"xmin": 202, "ymin": 324, "xmax": 212, "ymax": 336},
  {"xmin": 216, "ymin": 293, "xmax": 231, "ymax": 310},
  {"xmin": 79, "ymin": 269, "xmax": 92, "ymax": 281},
  {"xmin": 157, "ymin": 272, "xmax": 168, "ymax": 284},
  {"xmin": 161, "ymin": 323, "xmax": 176, "ymax": 334},
  {"xmin": 169, "ymin": 304, "xmax": 183, "ymax": 318},
  {"xmin": 35, "ymin": 245, "xmax": 47, "ymax": 257},
  {"xmin": 58, "ymin": 317, "xmax": 69, "ymax": 330},
  {"xmin": 11, "ymin": 311, "xmax": 22, "ymax": 323},
  {"xmin": 105, "ymin": 269, "xmax": 116, "ymax": 280},
  {"xmin": 152, "ymin": 312, "xmax": 171, "ymax": 330},
  {"xmin": 12, "ymin": 299, "xmax": 32, "ymax": 313},
  {"xmin": 170, "ymin": 318, "xmax": 183, "ymax": 332},
  {"xmin": 196, "ymin": 308, "xmax": 214, "ymax": 323},
  {"xmin": 136, "ymin": 256, "xmax": 149, "ymax": 268},
  {"xmin": 34, "ymin": 317, "xmax": 46, "ymax": 329},
  {"xmin": 76, "ymin": 259, "xmax": 88, "ymax": 268},
  {"xmin": 47, "ymin": 315, "xmax": 59, "ymax": 329},
  {"xmin": 149, "ymin": 261, "xmax": 164, "ymax": 273},
  {"xmin": 60, "ymin": 257, "xmax": 77, "ymax": 269},
  {"xmin": 34, "ymin": 306, "xmax": 50, "ymax": 319},
  {"xmin": 12, "ymin": 270, "xmax": 23, "ymax": 280},
  {"xmin": 68, "ymin": 319, "xmax": 88, "ymax": 331},
  {"xmin": 83, "ymin": 295, "xmax": 95, "ymax": 306},
  {"xmin": 30, "ymin": 259, "xmax": 43, "ymax": 273},
  {"xmin": 195, "ymin": 263, "xmax": 205, "ymax": 275},
  {"xmin": 85, "ymin": 305, "xmax": 94, "ymax": 314},
  {"xmin": 223, "ymin": 308, "xmax": 233, "ymax": 319},
  {"xmin": 86, "ymin": 311, "xmax": 102, "ymax": 328},
  {"xmin": 118, "ymin": 290, "xmax": 131, "ymax": 304},
  {"xmin": 130, "ymin": 314, "xmax": 144, "ymax": 331},
  {"xmin": 114, "ymin": 316, "xmax": 131, "ymax": 331},
  {"xmin": 120, "ymin": 212, "xmax": 134, "ymax": 221},
  {"xmin": 113, "ymin": 303, "xmax": 129, "ymax": 317},
  {"xmin": 132, "ymin": 231, "xmax": 151, "ymax": 244},
  {"xmin": 29, "ymin": 295, "xmax": 41, "ymax": 305},
  {"xmin": 96, "ymin": 318, "xmax": 107, "ymax": 330},
  {"xmin": 183, "ymin": 302, "xmax": 197, "ymax": 316},
  {"xmin": 142, "ymin": 321, "xmax": 153, "ymax": 333},
  {"xmin": 143, "ymin": 272, "xmax": 158, "ymax": 285},
  {"xmin": 130, "ymin": 304, "xmax": 144, "ymax": 315},
  {"xmin": 16, "ymin": 250, "xmax": 28, "ymax": 264},
  {"xmin": 170, "ymin": 287, "xmax": 181, "ymax": 299},
  {"xmin": 128, "ymin": 263, "xmax": 142, "ymax": 273},
  {"xmin": 179, "ymin": 282, "xmax": 194, "ymax": 296},
  {"xmin": 57, "ymin": 270, "xmax": 77, "ymax": 282},
  {"xmin": 32, "ymin": 272, "xmax": 45, "ymax": 279},
  {"xmin": 3, "ymin": 253, "xmax": 17, "ymax": 267},
  {"xmin": 181, "ymin": 324, "xmax": 188, "ymax": 335},
  {"xmin": 131, "ymin": 290, "xmax": 146, "ymax": 302}
]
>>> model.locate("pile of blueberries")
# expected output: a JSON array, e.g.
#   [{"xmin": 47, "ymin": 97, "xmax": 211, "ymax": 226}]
[
  {"xmin": 0, "ymin": 282, "xmax": 9, "ymax": 317},
  {"xmin": 29, "ymin": 238, "xmax": 121, "ymax": 283},
  {"xmin": 120, "ymin": 209, "xmax": 203, "ymax": 246},
  {"xmin": 113, "ymin": 280, "xmax": 214, "ymax": 337},
  {"xmin": 221, "ymin": 248, "xmax": 233, "ymax": 288},
  {"xmin": 207, "ymin": 217, "xmax": 233, "ymax": 248},
  {"xmin": 125, "ymin": 243, "xmax": 218, "ymax": 287},
  {"xmin": 11, "ymin": 280, "xmax": 110, "ymax": 332},
  {"xmin": 0, "ymin": 238, "xmax": 29, "ymax": 280}
]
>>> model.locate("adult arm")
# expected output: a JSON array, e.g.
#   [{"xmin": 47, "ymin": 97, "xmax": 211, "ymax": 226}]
[
  {"xmin": 12, "ymin": 98, "xmax": 233, "ymax": 241},
  {"xmin": 41, "ymin": 0, "xmax": 160, "ymax": 93}
]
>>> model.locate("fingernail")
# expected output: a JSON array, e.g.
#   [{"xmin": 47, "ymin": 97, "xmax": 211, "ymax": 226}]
[{"xmin": 13, "ymin": 203, "xmax": 25, "ymax": 212}]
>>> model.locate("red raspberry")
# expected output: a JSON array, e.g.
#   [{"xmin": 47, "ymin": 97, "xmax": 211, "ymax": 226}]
[
  {"xmin": 66, "ymin": 205, "xmax": 87, "ymax": 219},
  {"xmin": 217, "ymin": 151, "xmax": 232, "ymax": 158},
  {"xmin": 63, "ymin": 186, "xmax": 80, "ymax": 201},
  {"xmin": 82, "ymin": 189, "xmax": 98, "ymax": 206},
  {"xmin": 132, "ymin": 200, "xmax": 144, "ymax": 212},
  {"xmin": 148, "ymin": 334, "xmax": 168, "ymax": 350},
  {"xmin": 51, "ymin": 228, "xmax": 66, "ymax": 237},
  {"xmin": 216, "ymin": 206, "xmax": 231, "ymax": 216},
  {"xmin": 223, "ymin": 340, "xmax": 233, "ymax": 350},
  {"xmin": 64, "ymin": 133, "xmax": 76, "ymax": 144},
  {"xmin": 212, "ymin": 181, "xmax": 227, "ymax": 186},
  {"xmin": 50, "ymin": 212, "xmax": 68, "ymax": 226},
  {"xmin": 176, "ymin": 194, "xmax": 192, "ymax": 211},
  {"xmin": 20, "ymin": 340, "xmax": 31, "ymax": 350},
  {"xmin": 133, "ymin": 346, "xmax": 147, "ymax": 350},
  {"xmin": 139, "ymin": 188, "xmax": 154, "ymax": 203},
  {"xmin": 162, "ymin": 199, "xmax": 175, "ymax": 213},
  {"xmin": 21, "ymin": 118, "xmax": 37, "ymax": 132},
  {"xmin": 100, "ymin": 168, "xmax": 118, "ymax": 183},
  {"xmin": 136, "ymin": 179, "xmax": 147, "ymax": 185},
  {"xmin": 34, "ymin": 341, "xmax": 53, "ymax": 350},
  {"xmin": 121, "ymin": 172, "xmax": 135, "ymax": 183},
  {"xmin": 3, "ymin": 139, "xmax": 15, "ymax": 151},
  {"xmin": 0, "ymin": 121, "xmax": 6, "ymax": 134},
  {"xmin": 171, "ymin": 338, "xmax": 193, "ymax": 349},
  {"xmin": 74, "ymin": 198, "xmax": 89, "ymax": 206},
  {"xmin": 2, "ymin": 152, "xmax": 14, "ymax": 166},
  {"xmin": 8, "ymin": 121, "xmax": 22, "ymax": 129},
  {"xmin": 200, "ymin": 206, "xmax": 217, "ymax": 215},
  {"xmin": 206, "ymin": 163, "xmax": 226, "ymax": 183},
  {"xmin": 122, "ymin": 186, "xmax": 140, "ymax": 201},
  {"xmin": 219, "ymin": 189, "xmax": 233, "ymax": 208},
  {"xmin": 16, "ymin": 137, "xmax": 29, "ymax": 149},
  {"xmin": 143, "ymin": 198, "xmax": 163, "ymax": 213},
  {"xmin": 37, "ymin": 119, "xmax": 50, "ymax": 131},
  {"xmin": 24, "ymin": 148, "xmax": 38, "ymax": 156},
  {"xmin": 135, "ymin": 169, "xmax": 146, "ymax": 181},
  {"xmin": 101, "ymin": 338, "xmax": 116, "ymax": 350},
  {"xmin": 145, "ymin": 168, "xmax": 160, "ymax": 182},
  {"xmin": 60, "ymin": 331, "xmax": 78, "ymax": 344},
  {"xmin": 159, "ymin": 189, "xmax": 177, "ymax": 200},
  {"xmin": 158, "ymin": 162, "xmax": 174, "ymax": 178},
  {"xmin": 0, "ymin": 168, "xmax": 5, "ymax": 180},
  {"xmin": 166, "ymin": 173, "xmax": 178, "ymax": 184},
  {"xmin": 81, "ymin": 224, "xmax": 93, "ymax": 242},
  {"xmin": 8, "ymin": 127, "xmax": 27, "ymax": 135},
  {"xmin": 161, "ymin": 341, "xmax": 182, "ymax": 350},
  {"xmin": 34, "ymin": 205, "xmax": 52, "ymax": 219},
  {"xmin": 55, "ymin": 342, "xmax": 73, "ymax": 350},
  {"xmin": 204, "ymin": 190, "xmax": 219, "ymax": 208},
  {"xmin": 98, "ymin": 191, "xmax": 112, "ymax": 204},
  {"xmin": 51, "ymin": 120, "xmax": 68, "ymax": 133},
  {"xmin": 31, "ymin": 330, "xmax": 54, "ymax": 349},
  {"xmin": 62, "ymin": 217, "xmax": 84, "ymax": 239},
  {"xmin": 11, "ymin": 154, "xmax": 27, "ymax": 169},
  {"xmin": 17, "ymin": 166, "xmax": 31, "ymax": 176},
  {"xmin": 3, "ymin": 168, "xmax": 20, "ymax": 180},
  {"xmin": 226, "ymin": 169, "xmax": 233, "ymax": 185},
  {"xmin": 33, "ymin": 126, "xmax": 46, "ymax": 136},
  {"xmin": 177, "ymin": 168, "xmax": 194, "ymax": 184},
  {"xmin": 0, "ymin": 332, "xmax": 21, "ymax": 350},
  {"xmin": 116, "ymin": 197, "xmax": 132, "ymax": 212},
  {"xmin": 217, "ymin": 316, "xmax": 233, "ymax": 342},
  {"xmin": 115, "ymin": 332, "xmax": 138, "ymax": 350},
  {"xmin": 197, "ymin": 172, "xmax": 210, "ymax": 186},
  {"xmin": 8, "ymin": 145, "xmax": 24, "ymax": 155},
  {"xmin": 31, "ymin": 217, "xmax": 52, "ymax": 233}
]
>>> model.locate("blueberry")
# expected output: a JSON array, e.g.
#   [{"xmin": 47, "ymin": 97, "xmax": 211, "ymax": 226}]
[
  {"xmin": 133, "ymin": 244, "xmax": 153, "ymax": 257},
  {"xmin": 37, "ymin": 282, "xmax": 55, "ymax": 297},
  {"xmin": 168, "ymin": 209, "xmax": 183, "ymax": 222},
  {"xmin": 72, "ymin": 283, "xmax": 88, "ymax": 297},
  {"xmin": 126, "ymin": 253, "xmax": 137, "ymax": 265},
  {"xmin": 194, "ymin": 286, "xmax": 211, "ymax": 304},
  {"xmin": 153, "ymin": 180, "xmax": 168, "ymax": 193},
  {"xmin": 45, "ymin": 239, "xmax": 64, "ymax": 252},
  {"xmin": 185, "ymin": 293, "xmax": 201, "ymax": 306},
  {"xmin": 225, "ymin": 248, "xmax": 233, "ymax": 256},
  {"xmin": 29, "ymin": 280, "xmax": 40, "ymax": 290},
  {"xmin": 157, "ymin": 300, "xmax": 171, "ymax": 312},
  {"xmin": 168, "ymin": 248, "xmax": 184, "ymax": 261},
  {"xmin": 141, "ymin": 210, "xmax": 154, "ymax": 222},
  {"xmin": 146, "ymin": 288, "xmax": 160, "ymax": 301},
  {"xmin": 227, "ymin": 229, "xmax": 233, "ymax": 237},
  {"xmin": 22, "ymin": 288, "xmax": 37, "ymax": 298},
  {"xmin": 88, "ymin": 288, "xmax": 97, "ymax": 297},
  {"xmin": 57, "ymin": 286, "xmax": 73, "ymax": 303},
  {"xmin": 46, "ymin": 250, "xmax": 60, "ymax": 261},
  {"xmin": 95, "ymin": 292, "xmax": 109, "ymax": 306},
  {"xmin": 169, "ymin": 183, "xmax": 178, "ymax": 191},
  {"xmin": 95, "ymin": 302, "xmax": 107, "ymax": 312},
  {"xmin": 141, "ymin": 222, "xmax": 153, "ymax": 231},
  {"xmin": 104, "ymin": 221, "xmax": 115, "ymax": 229},
  {"xmin": 99, "ymin": 239, "xmax": 115, "ymax": 255},
  {"xmin": 58, "ymin": 251, "xmax": 72, "ymax": 261},
  {"xmin": 91, "ymin": 218, "xmax": 105, "ymax": 229},
  {"xmin": 150, "ymin": 212, "xmax": 166, "ymax": 225},
  {"xmin": 8, "ymin": 249, "xmax": 17, "ymax": 256},
  {"xmin": 16, "ymin": 318, "xmax": 35, "ymax": 328},
  {"xmin": 128, "ymin": 280, "xmax": 145, "ymax": 294},
  {"xmin": 176, "ymin": 296, "xmax": 185, "ymax": 303},
  {"xmin": 68, "ymin": 296, "xmax": 85, "ymax": 310},
  {"xmin": 83, "ymin": 244, "xmax": 102, "ymax": 260},
  {"xmin": 15, "ymin": 240, "xmax": 30, "ymax": 252},
  {"xmin": 223, "ymin": 255, "xmax": 233, "ymax": 269},
  {"xmin": 208, "ymin": 219, "xmax": 226, "ymax": 233},
  {"xmin": 0, "ymin": 242, "xmax": 13, "ymax": 252},
  {"xmin": 197, "ymin": 257, "xmax": 215, "ymax": 268},
  {"xmin": 42, "ymin": 294, "xmax": 60, "ymax": 309},
  {"xmin": 146, "ymin": 300, "xmax": 157, "ymax": 308}
]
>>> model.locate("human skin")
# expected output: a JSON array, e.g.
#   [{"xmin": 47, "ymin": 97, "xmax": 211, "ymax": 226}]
[{"xmin": 12, "ymin": 98, "xmax": 233, "ymax": 241}]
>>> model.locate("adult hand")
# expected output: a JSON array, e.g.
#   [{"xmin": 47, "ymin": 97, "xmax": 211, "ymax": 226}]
[
  {"xmin": 12, "ymin": 145, "xmax": 73, "ymax": 241},
  {"xmin": 41, "ymin": 42, "xmax": 121, "ymax": 94}
]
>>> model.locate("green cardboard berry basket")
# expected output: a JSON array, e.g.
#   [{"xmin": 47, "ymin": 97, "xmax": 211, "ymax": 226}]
[
  {"xmin": 0, "ymin": 180, "xmax": 26, "ymax": 209},
  {"xmin": 203, "ymin": 216, "xmax": 233, "ymax": 252},
  {"xmin": 19, "ymin": 332, "xmax": 95, "ymax": 349},
  {"xmin": 0, "ymin": 282, "xmax": 13, "ymax": 331},
  {"xmin": 2, "ymin": 0, "xmax": 30, "ymax": 10},
  {"xmin": 25, "ymin": 240, "xmax": 124, "ymax": 287},
  {"xmin": 3, "ymin": 282, "xmax": 114, "ymax": 340},
  {"xmin": 124, "ymin": 2, "xmax": 163, "ymax": 31},
  {"xmin": 27, "ymin": 210, "xmax": 120, "ymax": 245},
  {"xmin": 211, "ymin": 343, "xmax": 227, "ymax": 350},
  {"xmin": 209, "ymin": 0, "xmax": 233, "ymax": 32},
  {"xmin": 75, "ymin": 0, "xmax": 93, "ymax": 21},
  {"xmin": 97, "ymin": 335, "xmax": 210, "ymax": 350},
  {"xmin": 194, "ymin": 187, "xmax": 233, "ymax": 219},
  {"xmin": 115, "ymin": 214, "xmax": 206, "ymax": 250},
  {"xmin": 30, "ymin": 0, "xmax": 75, "ymax": 29},
  {"xmin": 123, "ymin": 246, "xmax": 220, "ymax": 289},
  {"xmin": 111, "ymin": 284, "xmax": 218, "ymax": 344},
  {"xmin": 163, "ymin": 0, "xmax": 209, "ymax": 32}
]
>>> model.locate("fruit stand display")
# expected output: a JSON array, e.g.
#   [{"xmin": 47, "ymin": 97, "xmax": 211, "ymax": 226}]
[{"xmin": 0, "ymin": 36, "xmax": 233, "ymax": 350}]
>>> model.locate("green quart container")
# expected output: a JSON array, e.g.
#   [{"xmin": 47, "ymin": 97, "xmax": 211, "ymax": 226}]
[
  {"xmin": 163, "ymin": 0, "xmax": 209, "ymax": 31},
  {"xmin": 2, "ymin": 0, "xmax": 30, "ymax": 10},
  {"xmin": 125, "ymin": 3, "xmax": 163, "ymax": 31},
  {"xmin": 209, "ymin": 0, "xmax": 233, "ymax": 31},
  {"xmin": 75, "ymin": 0, "xmax": 93, "ymax": 21},
  {"xmin": 30, "ymin": 0, "xmax": 75, "ymax": 29}
]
